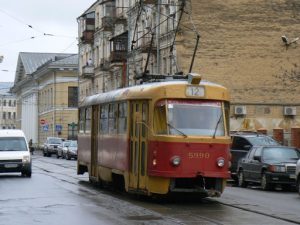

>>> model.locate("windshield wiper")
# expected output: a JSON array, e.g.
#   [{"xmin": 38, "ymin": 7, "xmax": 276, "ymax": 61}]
[
  {"xmin": 167, "ymin": 122, "xmax": 188, "ymax": 138},
  {"xmin": 212, "ymin": 113, "xmax": 222, "ymax": 138}
]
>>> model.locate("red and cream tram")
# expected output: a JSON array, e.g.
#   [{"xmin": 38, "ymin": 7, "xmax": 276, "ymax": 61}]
[{"xmin": 77, "ymin": 74, "xmax": 231, "ymax": 197}]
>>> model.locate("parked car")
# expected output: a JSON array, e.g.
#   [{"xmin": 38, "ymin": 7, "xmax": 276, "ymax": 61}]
[
  {"xmin": 65, "ymin": 140, "xmax": 77, "ymax": 160},
  {"xmin": 0, "ymin": 129, "xmax": 31, "ymax": 177},
  {"xmin": 237, "ymin": 146, "xmax": 300, "ymax": 190},
  {"xmin": 230, "ymin": 132, "xmax": 279, "ymax": 181},
  {"xmin": 56, "ymin": 141, "xmax": 71, "ymax": 158},
  {"xmin": 43, "ymin": 137, "xmax": 63, "ymax": 157},
  {"xmin": 296, "ymin": 159, "xmax": 300, "ymax": 195}
]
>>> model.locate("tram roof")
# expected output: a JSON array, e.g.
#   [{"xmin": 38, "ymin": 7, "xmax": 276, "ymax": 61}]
[{"xmin": 79, "ymin": 80, "xmax": 228, "ymax": 107}]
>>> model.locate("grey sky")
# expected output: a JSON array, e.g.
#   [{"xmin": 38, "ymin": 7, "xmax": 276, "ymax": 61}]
[{"xmin": 0, "ymin": 0, "xmax": 95, "ymax": 82}]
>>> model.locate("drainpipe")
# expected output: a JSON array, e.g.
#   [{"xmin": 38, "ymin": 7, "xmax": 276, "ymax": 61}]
[{"xmin": 156, "ymin": 0, "xmax": 161, "ymax": 74}]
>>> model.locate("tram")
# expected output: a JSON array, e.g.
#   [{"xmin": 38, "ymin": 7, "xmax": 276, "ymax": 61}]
[{"xmin": 77, "ymin": 74, "xmax": 231, "ymax": 197}]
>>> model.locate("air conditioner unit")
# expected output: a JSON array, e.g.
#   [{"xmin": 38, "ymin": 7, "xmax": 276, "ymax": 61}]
[
  {"xmin": 284, "ymin": 106, "xmax": 296, "ymax": 116},
  {"xmin": 234, "ymin": 106, "xmax": 247, "ymax": 115}
]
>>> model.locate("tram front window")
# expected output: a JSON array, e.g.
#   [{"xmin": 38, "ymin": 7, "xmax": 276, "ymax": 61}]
[{"xmin": 154, "ymin": 100, "xmax": 225, "ymax": 136}]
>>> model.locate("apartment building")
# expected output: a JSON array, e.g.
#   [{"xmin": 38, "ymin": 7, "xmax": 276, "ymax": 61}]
[
  {"xmin": 78, "ymin": 0, "xmax": 300, "ymax": 141},
  {"xmin": 0, "ymin": 82, "xmax": 17, "ymax": 129},
  {"xmin": 11, "ymin": 52, "xmax": 79, "ymax": 147}
]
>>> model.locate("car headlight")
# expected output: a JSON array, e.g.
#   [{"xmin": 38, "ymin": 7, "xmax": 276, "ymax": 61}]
[
  {"xmin": 217, "ymin": 158, "xmax": 225, "ymax": 167},
  {"xmin": 170, "ymin": 156, "xmax": 181, "ymax": 167},
  {"xmin": 269, "ymin": 165, "xmax": 286, "ymax": 172},
  {"xmin": 22, "ymin": 155, "xmax": 30, "ymax": 163}
]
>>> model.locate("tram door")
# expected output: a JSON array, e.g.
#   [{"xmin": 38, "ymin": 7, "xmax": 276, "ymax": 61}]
[
  {"xmin": 129, "ymin": 101, "xmax": 149, "ymax": 191},
  {"xmin": 90, "ymin": 106, "xmax": 99, "ymax": 179}
]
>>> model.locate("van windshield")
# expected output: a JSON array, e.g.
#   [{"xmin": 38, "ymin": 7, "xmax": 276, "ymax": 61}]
[{"xmin": 0, "ymin": 137, "xmax": 27, "ymax": 151}]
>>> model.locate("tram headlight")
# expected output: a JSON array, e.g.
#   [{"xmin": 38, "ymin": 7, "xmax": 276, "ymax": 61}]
[
  {"xmin": 170, "ymin": 156, "xmax": 181, "ymax": 167},
  {"xmin": 217, "ymin": 158, "xmax": 225, "ymax": 168},
  {"xmin": 152, "ymin": 159, "xmax": 157, "ymax": 166}
]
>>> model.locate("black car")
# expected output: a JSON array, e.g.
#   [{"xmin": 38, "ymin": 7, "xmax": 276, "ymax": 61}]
[
  {"xmin": 230, "ymin": 132, "xmax": 279, "ymax": 181},
  {"xmin": 237, "ymin": 146, "xmax": 300, "ymax": 190}
]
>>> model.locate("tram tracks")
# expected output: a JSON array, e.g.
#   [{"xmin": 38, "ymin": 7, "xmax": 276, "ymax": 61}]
[{"xmin": 33, "ymin": 154, "xmax": 299, "ymax": 225}]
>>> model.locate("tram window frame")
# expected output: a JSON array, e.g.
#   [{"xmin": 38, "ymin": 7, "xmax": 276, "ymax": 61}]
[
  {"xmin": 108, "ymin": 103, "xmax": 117, "ymax": 134},
  {"xmin": 224, "ymin": 101, "xmax": 230, "ymax": 136},
  {"xmin": 85, "ymin": 107, "xmax": 92, "ymax": 133},
  {"xmin": 100, "ymin": 104, "xmax": 109, "ymax": 134},
  {"xmin": 153, "ymin": 100, "xmax": 168, "ymax": 135},
  {"xmin": 79, "ymin": 108, "xmax": 85, "ymax": 133},
  {"xmin": 118, "ymin": 102, "xmax": 127, "ymax": 134}
]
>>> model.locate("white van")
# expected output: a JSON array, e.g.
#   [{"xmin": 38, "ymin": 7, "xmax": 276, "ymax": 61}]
[{"xmin": 0, "ymin": 129, "xmax": 31, "ymax": 177}]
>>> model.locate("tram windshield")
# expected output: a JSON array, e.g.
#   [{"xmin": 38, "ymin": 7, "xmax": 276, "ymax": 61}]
[{"xmin": 154, "ymin": 100, "xmax": 225, "ymax": 137}]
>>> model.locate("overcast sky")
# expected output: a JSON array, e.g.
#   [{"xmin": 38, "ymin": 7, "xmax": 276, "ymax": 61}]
[{"xmin": 0, "ymin": 0, "xmax": 96, "ymax": 82}]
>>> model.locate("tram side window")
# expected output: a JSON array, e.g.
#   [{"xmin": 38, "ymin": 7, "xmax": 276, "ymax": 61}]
[
  {"xmin": 154, "ymin": 104, "xmax": 167, "ymax": 134},
  {"xmin": 79, "ymin": 109, "xmax": 85, "ymax": 133},
  {"xmin": 118, "ymin": 102, "xmax": 127, "ymax": 134},
  {"xmin": 85, "ymin": 107, "xmax": 91, "ymax": 133},
  {"xmin": 100, "ymin": 105, "xmax": 108, "ymax": 134},
  {"xmin": 108, "ymin": 104, "xmax": 117, "ymax": 134}
]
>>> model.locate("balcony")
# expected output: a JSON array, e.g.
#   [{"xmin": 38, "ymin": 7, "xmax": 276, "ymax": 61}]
[
  {"xmin": 80, "ymin": 31, "xmax": 94, "ymax": 44},
  {"xmin": 82, "ymin": 65, "xmax": 94, "ymax": 78},
  {"xmin": 110, "ymin": 51, "xmax": 127, "ymax": 63},
  {"xmin": 79, "ymin": 13, "xmax": 95, "ymax": 44}
]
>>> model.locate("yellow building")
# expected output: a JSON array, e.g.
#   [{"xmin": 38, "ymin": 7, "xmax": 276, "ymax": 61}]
[{"xmin": 11, "ymin": 52, "xmax": 79, "ymax": 147}]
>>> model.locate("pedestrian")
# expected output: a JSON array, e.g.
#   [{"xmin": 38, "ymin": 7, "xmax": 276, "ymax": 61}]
[
  {"xmin": 29, "ymin": 139, "xmax": 34, "ymax": 155},
  {"xmin": 87, "ymin": 58, "xmax": 93, "ymax": 66}
]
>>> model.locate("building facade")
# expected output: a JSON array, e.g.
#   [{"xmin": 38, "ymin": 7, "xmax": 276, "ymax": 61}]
[
  {"xmin": 0, "ymin": 82, "xmax": 17, "ymax": 129},
  {"xmin": 11, "ymin": 52, "xmax": 79, "ymax": 147},
  {"xmin": 78, "ymin": 0, "xmax": 300, "ymax": 143}
]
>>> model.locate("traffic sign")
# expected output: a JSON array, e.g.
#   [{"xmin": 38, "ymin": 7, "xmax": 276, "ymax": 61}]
[{"xmin": 40, "ymin": 119, "xmax": 46, "ymax": 125}]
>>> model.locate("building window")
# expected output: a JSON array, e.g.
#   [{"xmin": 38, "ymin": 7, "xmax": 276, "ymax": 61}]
[
  {"xmin": 3, "ymin": 100, "xmax": 6, "ymax": 106},
  {"xmin": 68, "ymin": 87, "xmax": 78, "ymax": 107},
  {"xmin": 8, "ymin": 100, "xmax": 11, "ymax": 106},
  {"xmin": 2, "ymin": 112, "xmax": 6, "ymax": 119},
  {"xmin": 8, "ymin": 112, "xmax": 11, "ymax": 119},
  {"xmin": 13, "ymin": 100, "xmax": 16, "ymax": 106},
  {"xmin": 13, "ymin": 112, "xmax": 16, "ymax": 119}
]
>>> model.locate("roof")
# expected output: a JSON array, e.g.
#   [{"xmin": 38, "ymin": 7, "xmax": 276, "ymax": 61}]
[
  {"xmin": 14, "ymin": 52, "xmax": 77, "ymax": 83},
  {"xmin": 80, "ymin": 80, "xmax": 228, "ymax": 107},
  {"xmin": 0, "ymin": 82, "xmax": 14, "ymax": 95},
  {"xmin": 50, "ymin": 54, "xmax": 78, "ymax": 66}
]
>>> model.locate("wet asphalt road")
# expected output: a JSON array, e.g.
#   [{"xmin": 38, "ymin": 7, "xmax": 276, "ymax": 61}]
[{"xmin": 0, "ymin": 152, "xmax": 299, "ymax": 225}]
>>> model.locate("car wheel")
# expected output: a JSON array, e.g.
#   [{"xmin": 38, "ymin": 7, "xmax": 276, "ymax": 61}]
[
  {"xmin": 21, "ymin": 170, "xmax": 31, "ymax": 178},
  {"xmin": 261, "ymin": 172, "xmax": 272, "ymax": 191},
  {"xmin": 56, "ymin": 153, "xmax": 59, "ymax": 159},
  {"xmin": 66, "ymin": 153, "xmax": 70, "ymax": 160},
  {"xmin": 238, "ymin": 170, "xmax": 247, "ymax": 188}
]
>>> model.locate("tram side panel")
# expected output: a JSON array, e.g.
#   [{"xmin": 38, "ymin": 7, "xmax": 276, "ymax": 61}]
[
  {"xmin": 77, "ymin": 133, "xmax": 91, "ymax": 174},
  {"xmin": 99, "ymin": 135, "xmax": 129, "ymax": 172}
]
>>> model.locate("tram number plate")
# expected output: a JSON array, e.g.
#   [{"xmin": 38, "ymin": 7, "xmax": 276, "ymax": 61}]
[{"xmin": 186, "ymin": 86, "xmax": 205, "ymax": 97}]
